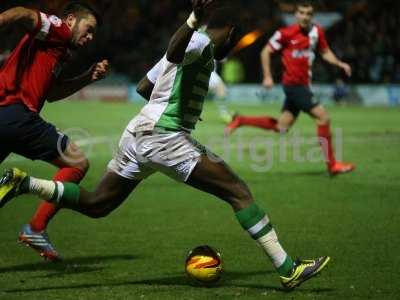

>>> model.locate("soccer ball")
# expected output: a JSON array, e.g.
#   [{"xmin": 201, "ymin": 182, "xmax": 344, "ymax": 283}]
[{"xmin": 185, "ymin": 245, "xmax": 223, "ymax": 284}]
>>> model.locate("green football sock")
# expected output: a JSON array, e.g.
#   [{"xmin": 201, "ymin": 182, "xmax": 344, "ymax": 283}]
[
  {"xmin": 56, "ymin": 182, "xmax": 81, "ymax": 207},
  {"xmin": 236, "ymin": 203, "xmax": 294, "ymax": 277},
  {"xmin": 22, "ymin": 176, "xmax": 80, "ymax": 208},
  {"xmin": 277, "ymin": 256, "xmax": 295, "ymax": 277}
]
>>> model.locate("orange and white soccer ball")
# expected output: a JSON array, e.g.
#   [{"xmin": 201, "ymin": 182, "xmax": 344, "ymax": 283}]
[{"xmin": 185, "ymin": 245, "xmax": 223, "ymax": 283}]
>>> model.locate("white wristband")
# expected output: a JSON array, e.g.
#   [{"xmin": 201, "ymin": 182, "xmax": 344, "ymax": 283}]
[{"xmin": 186, "ymin": 12, "xmax": 198, "ymax": 29}]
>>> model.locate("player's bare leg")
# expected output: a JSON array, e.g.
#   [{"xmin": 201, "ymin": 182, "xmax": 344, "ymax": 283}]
[
  {"xmin": 310, "ymin": 105, "xmax": 330, "ymax": 127},
  {"xmin": 1, "ymin": 168, "xmax": 140, "ymax": 218},
  {"xmin": 19, "ymin": 141, "xmax": 89, "ymax": 261},
  {"xmin": 32, "ymin": 141, "xmax": 89, "ymax": 229},
  {"xmin": 309, "ymin": 105, "xmax": 355, "ymax": 175},
  {"xmin": 0, "ymin": 168, "xmax": 141, "ymax": 259},
  {"xmin": 187, "ymin": 155, "xmax": 253, "ymax": 212},
  {"xmin": 277, "ymin": 110, "xmax": 297, "ymax": 133},
  {"xmin": 185, "ymin": 154, "xmax": 330, "ymax": 289},
  {"xmin": 73, "ymin": 171, "xmax": 141, "ymax": 218}
]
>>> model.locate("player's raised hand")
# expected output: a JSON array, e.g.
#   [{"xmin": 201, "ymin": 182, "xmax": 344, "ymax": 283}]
[
  {"xmin": 193, "ymin": 0, "xmax": 214, "ymax": 19},
  {"xmin": 188, "ymin": 0, "xmax": 215, "ymax": 28},
  {"xmin": 340, "ymin": 62, "xmax": 352, "ymax": 77},
  {"xmin": 262, "ymin": 76, "xmax": 274, "ymax": 89},
  {"xmin": 91, "ymin": 59, "xmax": 109, "ymax": 81}
]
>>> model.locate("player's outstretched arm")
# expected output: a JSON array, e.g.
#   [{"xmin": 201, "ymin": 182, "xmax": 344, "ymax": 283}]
[
  {"xmin": 166, "ymin": 0, "xmax": 214, "ymax": 64},
  {"xmin": 321, "ymin": 48, "xmax": 352, "ymax": 77},
  {"xmin": 0, "ymin": 7, "xmax": 38, "ymax": 32},
  {"xmin": 47, "ymin": 60, "xmax": 109, "ymax": 102},
  {"xmin": 260, "ymin": 44, "xmax": 275, "ymax": 88}
]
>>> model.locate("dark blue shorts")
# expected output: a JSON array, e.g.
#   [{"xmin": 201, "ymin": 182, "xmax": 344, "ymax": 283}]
[
  {"xmin": 282, "ymin": 85, "xmax": 320, "ymax": 117},
  {"xmin": 0, "ymin": 103, "xmax": 68, "ymax": 163}
]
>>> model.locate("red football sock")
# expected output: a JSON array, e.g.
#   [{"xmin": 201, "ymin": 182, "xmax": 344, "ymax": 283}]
[
  {"xmin": 317, "ymin": 124, "xmax": 336, "ymax": 169},
  {"xmin": 236, "ymin": 116, "xmax": 279, "ymax": 132},
  {"xmin": 29, "ymin": 167, "xmax": 86, "ymax": 232}
]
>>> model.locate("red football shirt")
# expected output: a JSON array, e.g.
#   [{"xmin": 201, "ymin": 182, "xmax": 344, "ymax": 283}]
[
  {"xmin": 268, "ymin": 24, "xmax": 329, "ymax": 86},
  {"xmin": 0, "ymin": 11, "xmax": 72, "ymax": 112}
]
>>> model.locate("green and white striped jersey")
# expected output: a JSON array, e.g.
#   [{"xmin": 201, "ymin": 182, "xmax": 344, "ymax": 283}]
[{"xmin": 129, "ymin": 31, "xmax": 214, "ymax": 133}]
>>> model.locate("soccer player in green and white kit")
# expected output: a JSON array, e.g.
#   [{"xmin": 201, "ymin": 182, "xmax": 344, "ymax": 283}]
[
  {"xmin": 0, "ymin": 0, "xmax": 329, "ymax": 290},
  {"xmin": 138, "ymin": 57, "xmax": 232, "ymax": 123}
]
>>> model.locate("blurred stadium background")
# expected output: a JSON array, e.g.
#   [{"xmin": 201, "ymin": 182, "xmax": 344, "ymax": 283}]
[{"xmin": 1, "ymin": 0, "xmax": 399, "ymax": 106}]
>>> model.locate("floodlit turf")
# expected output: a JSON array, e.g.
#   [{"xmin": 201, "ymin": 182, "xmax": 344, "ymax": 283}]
[{"xmin": 0, "ymin": 100, "xmax": 399, "ymax": 300}]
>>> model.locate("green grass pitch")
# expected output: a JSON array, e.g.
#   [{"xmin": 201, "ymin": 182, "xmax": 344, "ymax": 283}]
[{"xmin": 0, "ymin": 101, "xmax": 399, "ymax": 300}]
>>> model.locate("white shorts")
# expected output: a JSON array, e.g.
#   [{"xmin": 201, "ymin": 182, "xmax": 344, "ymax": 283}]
[{"xmin": 108, "ymin": 130, "xmax": 207, "ymax": 182}]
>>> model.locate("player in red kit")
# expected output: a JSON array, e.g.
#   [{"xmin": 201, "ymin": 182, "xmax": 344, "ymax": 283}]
[
  {"xmin": 225, "ymin": 1, "xmax": 355, "ymax": 176},
  {"xmin": 0, "ymin": 2, "xmax": 109, "ymax": 261}
]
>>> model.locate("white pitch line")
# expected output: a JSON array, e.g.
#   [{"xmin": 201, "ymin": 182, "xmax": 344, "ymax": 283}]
[{"xmin": 75, "ymin": 136, "xmax": 118, "ymax": 147}]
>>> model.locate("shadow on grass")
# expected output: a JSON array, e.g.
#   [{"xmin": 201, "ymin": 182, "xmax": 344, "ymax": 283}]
[
  {"xmin": 3, "ymin": 270, "xmax": 334, "ymax": 294},
  {"xmin": 0, "ymin": 254, "xmax": 137, "ymax": 276}
]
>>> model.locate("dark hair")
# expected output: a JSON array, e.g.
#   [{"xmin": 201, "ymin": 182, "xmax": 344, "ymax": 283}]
[
  {"xmin": 62, "ymin": 1, "xmax": 102, "ymax": 26},
  {"xmin": 296, "ymin": 1, "xmax": 314, "ymax": 9}
]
